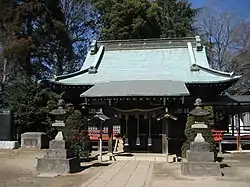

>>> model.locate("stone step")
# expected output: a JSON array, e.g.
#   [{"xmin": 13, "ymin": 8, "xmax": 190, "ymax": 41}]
[
  {"xmin": 36, "ymin": 157, "xmax": 80, "ymax": 174},
  {"xmin": 181, "ymin": 158, "xmax": 221, "ymax": 177},
  {"xmin": 186, "ymin": 150, "xmax": 214, "ymax": 162}
]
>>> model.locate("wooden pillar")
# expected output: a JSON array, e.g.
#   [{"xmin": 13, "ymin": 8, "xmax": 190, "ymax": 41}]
[
  {"xmin": 136, "ymin": 114, "xmax": 140, "ymax": 146},
  {"xmin": 213, "ymin": 106, "xmax": 216, "ymax": 127},
  {"xmin": 162, "ymin": 119, "xmax": 166, "ymax": 154},
  {"xmin": 232, "ymin": 114, "xmax": 234, "ymax": 136},
  {"xmin": 166, "ymin": 120, "xmax": 169, "ymax": 160},
  {"xmin": 108, "ymin": 120, "xmax": 113, "ymax": 154},
  {"xmin": 162, "ymin": 119, "xmax": 169, "ymax": 160},
  {"xmin": 124, "ymin": 114, "xmax": 129, "ymax": 146},
  {"xmin": 99, "ymin": 120, "xmax": 103, "ymax": 162},
  {"xmin": 107, "ymin": 107, "xmax": 114, "ymax": 160},
  {"xmin": 237, "ymin": 108, "xmax": 241, "ymax": 151}
]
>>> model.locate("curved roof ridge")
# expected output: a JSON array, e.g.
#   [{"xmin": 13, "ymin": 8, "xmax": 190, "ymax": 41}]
[
  {"xmin": 53, "ymin": 68, "xmax": 89, "ymax": 81},
  {"xmin": 52, "ymin": 45, "xmax": 105, "ymax": 81},
  {"xmin": 195, "ymin": 64, "xmax": 241, "ymax": 78}
]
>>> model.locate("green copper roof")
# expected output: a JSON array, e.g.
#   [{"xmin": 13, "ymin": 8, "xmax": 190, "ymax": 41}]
[
  {"xmin": 51, "ymin": 37, "xmax": 240, "ymax": 85},
  {"xmin": 80, "ymin": 80, "xmax": 190, "ymax": 97}
]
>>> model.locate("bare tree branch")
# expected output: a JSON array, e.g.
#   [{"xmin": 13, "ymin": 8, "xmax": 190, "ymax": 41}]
[{"xmin": 194, "ymin": 4, "xmax": 243, "ymax": 70}]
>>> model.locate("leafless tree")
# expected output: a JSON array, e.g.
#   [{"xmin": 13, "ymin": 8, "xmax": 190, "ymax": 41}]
[
  {"xmin": 194, "ymin": 3, "xmax": 243, "ymax": 71},
  {"xmin": 60, "ymin": 0, "xmax": 98, "ymax": 70}
]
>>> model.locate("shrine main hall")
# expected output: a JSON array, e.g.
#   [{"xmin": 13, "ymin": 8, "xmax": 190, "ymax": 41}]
[{"xmin": 42, "ymin": 36, "xmax": 240, "ymax": 155}]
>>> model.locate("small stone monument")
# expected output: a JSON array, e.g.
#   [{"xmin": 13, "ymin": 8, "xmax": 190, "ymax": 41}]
[
  {"xmin": 181, "ymin": 98, "xmax": 221, "ymax": 176},
  {"xmin": 21, "ymin": 132, "xmax": 48, "ymax": 149},
  {"xmin": 116, "ymin": 138, "xmax": 124, "ymax": 153},
  {"xmin": 36, "ymin": 98, "xmax": 80, "ymax": 174}
]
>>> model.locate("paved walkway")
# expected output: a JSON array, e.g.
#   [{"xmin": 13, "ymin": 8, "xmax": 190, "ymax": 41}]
[{"xmin": 81, "ymin": 161, "xmax": 153, "ymax": 187}]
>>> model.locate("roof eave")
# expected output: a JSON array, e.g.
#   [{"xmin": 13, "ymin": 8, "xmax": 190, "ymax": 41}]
[{"xmin": 186, "ymin": 76, "xmax": 241, "ymax": 84}]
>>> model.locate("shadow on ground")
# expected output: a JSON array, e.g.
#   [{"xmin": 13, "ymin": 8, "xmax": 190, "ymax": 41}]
[
  {"xmin": 215, "ymin": 156, "xmax": 224, "ymax": 162},
  {"xmin": 72, "ymin": 161, "xmax": 111, "ymax": 173}
]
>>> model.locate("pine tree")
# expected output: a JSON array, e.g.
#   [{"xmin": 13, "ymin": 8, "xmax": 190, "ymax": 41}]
[
  {"xmin": 92, "ymin": 0, "xmax": 197, "ymax": 40},
  {"xmin": 92, "ymin": 0, "xmax": 162, "ymax": 40},
  {"xmin": 156, "ymin": 0, "xmax": 196, "ymax": 37},
  {"xmin": 2, "ymin": 77, "xmax": 59, "ymax": 141},
  {"xmin": 1, "ymin": 0, "xmax": 74, "ymax": 79}
]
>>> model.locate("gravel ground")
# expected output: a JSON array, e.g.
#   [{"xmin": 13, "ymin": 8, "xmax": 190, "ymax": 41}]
[{"xmin": 0, "ymin": 149, "xmax": 108, "ymax": 187}]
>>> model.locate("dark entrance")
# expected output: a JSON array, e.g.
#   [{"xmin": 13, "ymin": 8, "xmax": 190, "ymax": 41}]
[
  {"xmin": 168, "ymin": 113, "xmax": 187, "ymax": 155},
  {"xmin": 123, "ymin": 115, "xmax": 162, "ymax": 153}
]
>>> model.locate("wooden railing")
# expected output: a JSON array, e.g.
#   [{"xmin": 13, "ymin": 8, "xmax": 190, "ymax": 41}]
[
  {"xmin": 88, "ymin": 130, "xmax": 120, "ymax": 141},
  {"xmin": 212, "ymin": 130, "xmax": 227, "ymax": 142}
]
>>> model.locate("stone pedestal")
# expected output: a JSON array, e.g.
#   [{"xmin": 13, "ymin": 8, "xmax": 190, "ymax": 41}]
[
  {"xmin": 21, "ymin": 132, "xmax": 48, "ymax": 149},
  {"xmin": 181, "ymin": 141, "xmax": 221, "ymax": 176},
  {"xmin": 0, "ymin": 141, "xmax": 18, "ymax": 149},
  {"xmin": 36, "ymin": 139, "xmax": 80, "ymax": 174}
]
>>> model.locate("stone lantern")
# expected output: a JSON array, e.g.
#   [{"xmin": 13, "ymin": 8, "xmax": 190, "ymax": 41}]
[
  {"xmin": 189, "ymin": 98, "xmax": 210, "ymax": 142},
  {"xmin": 49, "ymin": 98, "xmax": 67, "ymax": 140},
  {"xmin": 181, "ymin": 98, "xmax": 221, "ymax": 177},
  {"xmin": 36, "ymin": 98, "xmax": 80, "ymax": 175}
]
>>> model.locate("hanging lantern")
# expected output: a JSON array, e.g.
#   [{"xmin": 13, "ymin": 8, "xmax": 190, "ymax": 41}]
[
  {"xmin": 136, "ymin": 114, "xmax": 140, "ymax": 146},
  {"xmin": 118, "ymin": 113, "xmax": 122, "ymax": 119},
  {"xmin": 124, "ymin": 135, "xmax": 129, "ymax": 146},
  {"xmin": 144, "ymin": 113, "xmax": 148, "ymax": 119},
  {"xmin": 148, "ymin": 116, "xmax": 152, "ymax": 146},
  {"xmin": 124, "ymin": 114, "xmax": 129, "ymax": 146}
]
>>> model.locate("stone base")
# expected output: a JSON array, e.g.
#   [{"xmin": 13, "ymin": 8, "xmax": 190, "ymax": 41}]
[
  {"xmin": 0, "ymin": 141, "xmax": 18, "ymax": 149},
  {"xmin": 181, "ymin": 158, "xmax": 221, "ymax": 177},
  {"xmin": 49, "ymin": 139, "xmax": 69, "ymax": 149},
  {"xmin": 190, "ymin": 141, "xmax": 210, "ymax": 152},
  {"xmin": 36, "ymin": 157, "xmax": 80, "ymax": 174},
  {"xmin": 186, "ymin": 150, "xmax": 214, "ymax": 162},
  {"xmin": 44, "ymin": 149, "xmax": 73, "ymax": 159}
]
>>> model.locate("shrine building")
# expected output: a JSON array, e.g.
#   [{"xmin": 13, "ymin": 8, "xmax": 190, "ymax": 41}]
[{"xmin": 41, "ymin": 36, "xmax": 241, "ymax": 155}]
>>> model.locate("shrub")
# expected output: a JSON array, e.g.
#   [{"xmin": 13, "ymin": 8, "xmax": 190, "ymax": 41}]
[
  {"xmin": 1, "ymin": 78, "xmax": 58, "ymax": 141},
  {"xmin": 64, "ymin": 110, "xmax": 92, "ymax": 158}
]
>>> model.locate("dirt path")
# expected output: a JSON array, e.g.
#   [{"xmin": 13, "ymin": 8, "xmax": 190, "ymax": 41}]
[{"xmin": 0, "ymin": 149, "xmax": 107, "ymax": 187}]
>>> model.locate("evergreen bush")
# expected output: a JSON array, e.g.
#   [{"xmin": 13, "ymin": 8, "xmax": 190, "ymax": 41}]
[
  {"xmin": 1, "ymin": 78, "xmax": 58, "ymax": 141},
  {"xmin": 64, "ymin": 110, "xmax": 92, "ymax": 158},
  {"xmin": 181, "ymin": 106, "xmax": 216, "ymax": 158}
]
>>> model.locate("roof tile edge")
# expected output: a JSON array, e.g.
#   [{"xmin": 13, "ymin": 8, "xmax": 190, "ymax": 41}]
[{"xmin": 97, "ymin": 36, "xmax": 198, "ymax": 50}]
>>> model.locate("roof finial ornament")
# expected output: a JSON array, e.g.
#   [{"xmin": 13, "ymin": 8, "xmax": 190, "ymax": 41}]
[
  {"xmin": 90, "ymin": 40, "xmax": 98, "ymax": 55},
  {"xmin": 195, "ymin": 36, "xmax": 203, "ymax": 51},
  {"xmin": 194, "ymin": 98, "xmax": 202, "ymax": 106}
]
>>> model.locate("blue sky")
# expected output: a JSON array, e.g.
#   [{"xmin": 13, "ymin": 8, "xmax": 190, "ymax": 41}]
[{"xmin": 190, "ymin": 0, "xmax": 250, "ymax": 20}]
